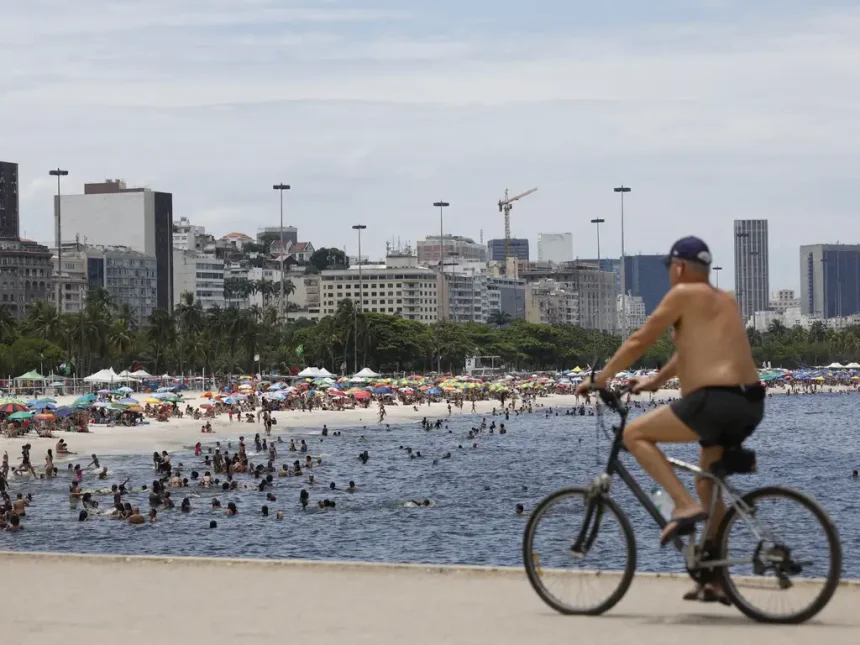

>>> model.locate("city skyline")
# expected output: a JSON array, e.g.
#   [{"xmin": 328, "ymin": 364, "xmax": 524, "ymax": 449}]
[{"xmin": 4, "ymin": 2, "xmax": 860, "ymax": 293}]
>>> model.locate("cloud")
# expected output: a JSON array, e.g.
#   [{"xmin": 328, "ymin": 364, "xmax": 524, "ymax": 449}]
[{"xmin": 2, "ymin": 1, "xmax": 860, "ymax": 293}]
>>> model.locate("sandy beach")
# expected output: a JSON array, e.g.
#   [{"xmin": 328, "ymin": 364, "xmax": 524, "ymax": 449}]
[{"xmin": 1, "ymin": 386, "xmax": 851, "ymax": 460}]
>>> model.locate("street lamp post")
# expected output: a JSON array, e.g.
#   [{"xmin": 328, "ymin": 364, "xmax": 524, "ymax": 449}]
[
  {"xmin": 49, "ymin": 168, "xmax": 69, "ymax": 314},
  {"xmin": 272, "ymin": 183, "xmax": 291, "ymax": 321},
  {"xmin": 352, "ymin": 224, "xmax": 366, "ymax": 372},
  {"xmin": 591, "ymin": 217, "xmax": 606, "ymax": 332},
  {"xmin": 613, "ymin": 185, "xmax": 631, "ymax": 338},
  {"xmin": 712, "ymin": 265, "xmax": 723, "ymax": 289}
]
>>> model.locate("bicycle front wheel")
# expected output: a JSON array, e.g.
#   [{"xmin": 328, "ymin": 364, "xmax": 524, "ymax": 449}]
[
  {"xmin": 717, "ymin": 486, "xmax": 842, "ymax": 624},
  {"xmin": 523, "ymin": 487, "xmax": 636, "ymax": 615}
]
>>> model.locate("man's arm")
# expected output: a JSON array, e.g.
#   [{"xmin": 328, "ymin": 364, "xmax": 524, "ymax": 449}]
[{"xmin": 594, "ymin": 287, "xmax": 687, "ymax": 387}]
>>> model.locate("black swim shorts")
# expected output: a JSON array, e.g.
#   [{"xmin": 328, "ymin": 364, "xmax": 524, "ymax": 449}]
[{"xmin": 670, "ymin": 384, "xmax": 765, "ymax": 447}]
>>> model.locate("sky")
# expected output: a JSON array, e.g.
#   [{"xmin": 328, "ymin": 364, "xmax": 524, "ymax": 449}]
[{"xmin": 4, "ymin": 0, "xmax": 860, "ymax": 292}]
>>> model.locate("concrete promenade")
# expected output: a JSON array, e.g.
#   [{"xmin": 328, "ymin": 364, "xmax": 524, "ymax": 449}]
[{"xmin": 0, "ymin": 552, "xmax": 857, "ymax": 645}]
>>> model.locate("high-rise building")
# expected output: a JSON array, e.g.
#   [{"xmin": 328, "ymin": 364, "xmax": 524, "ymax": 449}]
[
  {"xmin": 85, "ymin": 245, "xmax": 158, "ymax": 324},
  {"xmin": 440, "ymin": 262, "xmax": 488, "ymax": 323},
  {"xmin": 799, "ymin": 244, "xmax": 860, "ymax": 319},
  {"xmin": 0, "ymin": 161, "xmax": 54, "ymax": 320},
  {"xmin": 486, "ymin": 275, "xmax": 526, "ymax": 319},
  {"xmin": 416, "ymin": 235, "xmax": 488, "ymax": 266},
  {"xmin": 734, "ymin": 220, "xmax": 769, "ymax": 319},
  {"xmin": 537, "ymin": 233, "xmax": 573, "ymax": 263},
  {"xmin": 320, "ymin": 264, "xmax": 440, "ymax": 323},
  {"xmin": 0, "ymin": 161, "xmax": 19, "ymax": 239},
  {"xmin": 487, "ymin": 238, "xmax": 529, "ymax": 262},
  {"xmin": 624, "ymin": 254, "xmax": 672, "ymax": 316},
  {"xmin": 525, "ymin": 279, "xmax": 580, "ymax": 326},
  {"xmin": 173, "ymin": 250, "xmax": 225, "ymax": 310},
  {"xmin": 60, "ymin": 179, "xmax": 174, "ymax": 311},
  {"xmin": 520, "ymin": 262, "xmax": 617, "ymax": 331}
]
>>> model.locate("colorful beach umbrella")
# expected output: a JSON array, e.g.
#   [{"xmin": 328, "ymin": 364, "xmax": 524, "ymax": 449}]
[
  {"xmin": 8, "ymin": 411, "xmax": 33, "ymax": 421},
  {"xmin": 0, "ymin": 402, "xmax": 28, "ymax": 414}
]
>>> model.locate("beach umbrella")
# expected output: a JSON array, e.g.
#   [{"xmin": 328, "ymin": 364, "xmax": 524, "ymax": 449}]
[
  {"xmin": 328, "ymin": 389, "xmax": 346, "ymax": 397},
  {"xmin": 97, "ymin": 389, "xmax": 111, "ymax": 395},
  {"xmin": 200, "ymin": 403, "xmax": 214, "ymax": 410},
  {"xmin": 8, "ymin": 411, "xmax": 33, "ymax": 421},
  {"xmin": 35, "ymin": 412, "xmax": 56, "ymax": 421},
  {"xmin": 28, "ymin": 400, "xmax": 57, "ymax": 411},
  {"xmin": 201, "ymin": 392, "xmax": 216, "ymax": 398},
  {"xmin": 74, "ymin": 394, "xmax": 97, "ymax": 406},
  {"xmin": 54, "ymin": 407, "xmax": 74, "ymax": 418},
  {"xmin": 372, "ymin": 386, "xmax": 392, "ymax": 395},
  {"xmin": 0, "ymin": 402, "xmax": 28, "ymax": 414},
  {"xmin": 223, "ymin": 396, "xmax": 237, "ymax": 405},
  {"xmin": 116, "ymin": 386, "xmax": 134, "ymax": 394},
  {"xmin": 145, "ymin": 397, "xmax": 163, "ymax": 404},
  {"xmin": 352, "ymin": 391, "xmax": 371, "ymax": 400},
  {"xmin": 118, "ymin": 397, "xmax": 139, "ymax": 404}
]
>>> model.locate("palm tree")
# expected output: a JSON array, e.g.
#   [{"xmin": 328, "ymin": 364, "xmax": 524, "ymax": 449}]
[
  {"xmin": 147, "ymin": 308, "xmax": 175, "ymax": 374},
  {"xmin": 0, "ymin": 305, "xmax": 16, "ymax": 344},
  {"xmin": 487, "ymin": 310, "xmax": 512, "ymax": 327},
  {"xmin": 24, "ymin": 300, "xmax": 62, "ymax": 343},
  {"xmin": 282, "ymin": 278, "xmax": 296, "ymax": 322}
]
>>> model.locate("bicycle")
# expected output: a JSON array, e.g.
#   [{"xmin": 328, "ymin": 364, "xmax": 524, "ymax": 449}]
[{"xmin": 523, "ymin": 382, "xmax": 842, "ymax": 624}]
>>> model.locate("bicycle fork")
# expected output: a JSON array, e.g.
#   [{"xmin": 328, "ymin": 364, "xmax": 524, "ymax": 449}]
[{"xmin": 571, "ymin": 474, "xmax": 613, "ymax": 556}]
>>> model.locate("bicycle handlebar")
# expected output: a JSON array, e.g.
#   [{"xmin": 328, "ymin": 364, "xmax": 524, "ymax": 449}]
[{"xmin": 586, "ymin": 383, "xmax": 634, "ymax": 414}]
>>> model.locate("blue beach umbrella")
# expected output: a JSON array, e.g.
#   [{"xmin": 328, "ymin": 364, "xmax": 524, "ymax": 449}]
[{"xmin": 28, "ymin": 400, "xmax": 57, "ymax": 411}]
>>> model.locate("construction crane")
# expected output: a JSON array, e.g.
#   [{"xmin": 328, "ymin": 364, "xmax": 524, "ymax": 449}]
[{"xmin": 498, "ymin": 187, "xmax": 538, "ymax": 260}]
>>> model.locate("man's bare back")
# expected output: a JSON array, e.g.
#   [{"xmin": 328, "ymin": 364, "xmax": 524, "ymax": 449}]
[{"xmin": 671, "ymin": 282, "xmax": 759, "ymax": 394}]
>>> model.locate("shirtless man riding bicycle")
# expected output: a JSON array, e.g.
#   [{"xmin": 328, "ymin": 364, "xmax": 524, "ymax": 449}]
[{"xmin": 577, "ymin": 236, "xmax": 764, "ymax": 603}]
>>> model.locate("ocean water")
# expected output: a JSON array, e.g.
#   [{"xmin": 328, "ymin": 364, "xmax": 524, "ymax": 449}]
[{"xmin": 2, "ymin": 394, "xmax": 859, "ymax": 578}]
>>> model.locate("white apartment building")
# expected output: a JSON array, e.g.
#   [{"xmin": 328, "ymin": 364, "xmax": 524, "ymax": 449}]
[
  {"xmin": 617, "ymin": 294, "xmax": 646, "ymax": 332},
  {"xmin": 173, "ymin": 250, "xmax": 225, "ymax": 310},
  {"xmin": 439, "ymin": 261, "xmax": 489, "ymax": 322},
  {"xmin": 50, "ymin": 244, "xmax": 88, "ymax": 314},
  {"xmin": 320, "ymin": 265, "xmax": 440, "ymax": 323},
  {"xmin": 173, "ymin": 216, "xmax": 207, "ymax": 251}
]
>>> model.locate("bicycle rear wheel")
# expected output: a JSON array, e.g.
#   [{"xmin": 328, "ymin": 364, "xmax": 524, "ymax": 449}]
[
  {"xmin": 523, "ymin": 487, "xmax": 636, "ymax": 615},
  {"xmin": 717, "ymin": 486, "xmax": 842, "ymax": 624}
]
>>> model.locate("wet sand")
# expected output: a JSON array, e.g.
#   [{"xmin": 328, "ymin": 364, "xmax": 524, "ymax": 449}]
[{"xmin": 0, "ymin": 552, "xmax": 856, "ymax": 645}]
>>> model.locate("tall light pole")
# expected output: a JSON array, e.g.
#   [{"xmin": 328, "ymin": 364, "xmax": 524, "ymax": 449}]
[
  {"xmin": 272, "ymin": 183, "xmax": 291, "ymax": 321},
  {"xmin": 712, "ymin": 265, "xmax": 723, "ymax": 288},
  {"xmin": 613, "ymin": 185, "xmax": 631, "ymax": 338},
  {"xmin": 591, "ymin": 217, "xmax": 605, "ymax": 332},
  {"xmin": 50, "ymin": 168, "xmax": 69, "ymax": 314},
  {"xmin": 352, "ymin": 224, "xmax": 366, "ymax": 372},
  {"xmin": 433, "ymin": 200, "xmax": 450, "ymax": 320}
]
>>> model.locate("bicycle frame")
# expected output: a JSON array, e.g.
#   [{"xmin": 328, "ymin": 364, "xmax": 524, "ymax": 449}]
[{"xmin": 573, "ymin": 393, "xmax": 777, "ymax": 572}]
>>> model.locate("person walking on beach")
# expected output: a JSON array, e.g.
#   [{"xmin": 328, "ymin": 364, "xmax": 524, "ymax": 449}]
[
  {"xmin": 45, "ymin": 449, "xmax": 54, "ymax": 478},
  {"xmin": 15, "ymin": 444, "xmax": 36, "ymax": 477}
]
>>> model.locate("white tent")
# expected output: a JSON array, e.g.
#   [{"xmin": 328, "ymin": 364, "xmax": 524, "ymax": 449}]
[
  {"xmin": 130, "ymin": 369, "xmax": 153, "ymax": 378},
  {"xmin": 296, "ymin": 367, "xmax": 321, "ymax": 378},
  {"xmin": 317, "ymin": 368, "xmax": 334, "ymax": 378},
  {"xmin": 83, "ymin": 367, "xmax": 138, "ymax": 383},
  {"xmin": 825, "ymin": 362, "xmax": 846, "ymax": 369},
  {"xmin": 83, "ymin": 368, "xmax": 119, "ymax": 383},
  {"xmin": 354, "ymin": 367, "xmax": 380, "ymax": 378},
  {"xmin": 845, "ymin": 362, "xmax": 860, "ymax": 369}
]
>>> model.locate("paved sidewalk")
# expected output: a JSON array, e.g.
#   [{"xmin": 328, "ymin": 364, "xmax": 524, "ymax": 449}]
[{"xmin": 0, "ymin": 553, "xmax": 856, "ymax": 645}]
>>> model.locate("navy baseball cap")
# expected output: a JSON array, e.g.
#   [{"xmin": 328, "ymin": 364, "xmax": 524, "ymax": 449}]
[{"xmin": 665, "ymin": 236, "xmax": 712, "ymax": 267}]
